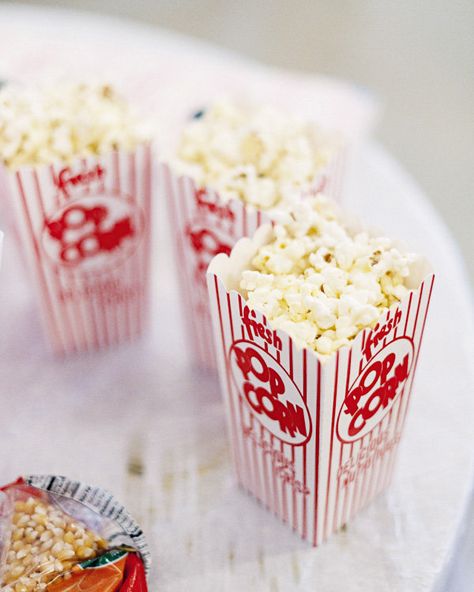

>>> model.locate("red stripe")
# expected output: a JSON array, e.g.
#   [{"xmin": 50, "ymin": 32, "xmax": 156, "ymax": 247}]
[
  {"xmin": 291, "ymin": 444, "xmax": 297, "ymax": 532},
  {"xmin": 353, "ymin": 309, "xmax": 390, "ymax": 514},
  {"xmin": 367, "ymin": 308, "xmax": 403, "ymax": 496},
  {"xmin": 353, "ymin": 430, "xmax": 373, "ymax": 517},
  {"xmin": 214, "ymin": 276, "xmax": 243, "ymax": 485},
  {"xmin": 226, "ymin": 293, "xmax": 235, "ymax": 341},
  {"xmin": 289, "ymin": 337, "xmax": 293, "ymax": 378},
  {"xmin": 190, "ymin": 181, "xmax": 214, "ymax": 367},
  {"xmin": 341, "ymin": 443, "xmax": 354, "ymax": 526},
  {"xmin": 84, "ymin": 271, "xmax": 101, "ymax": 350},
  {"xmin": 142, "ymin": 143, "xmax": 152, "ymax": 337},
  {"xmin": 41, "ymin": 166, "xmax": 81, "ymax": 354},
  {"xmin": 81, "ymin": 158, "xmax": 90, "ymax": 196},
  {"xmin": 238, "ymin": 396, "xmax": 252, "ymax": 492},
  {"xmin": 109, "ymin": 153, "xmax": 122, "ymax": 347},
  {"xmin": 312, "ymin": 360, "xmax": 322, "ymax": 545},
  {"xmin": 332, "ymin": 348, "xmax": 352, "ymax": 532},
  {"xmin": 178, "ymin": 176, "xmax": 204, "ymax": 363},
  {"xmin": 348, "ymin": 437, "xmax": 364, "ymax": 522},
  {"xmin": 323, "ymin": 351, "xmax": 340, "ymax": 540},
  {"xmin": 380, "ymin": 283, "xmax": 427, "ymax": 493},
  {"xmin": 165, "ymin": 166, "xmax": 199, "ymax": 359},
  {"xmin": 366, "ymin": 414, "xmax": 386, "ymax": 503},
  {"xmin": 280, "ymin": 440, "xmax": 288, "ymax": 523},
  {"xmin": 69, "ymin": 272, "xmax": 88, "ymax": 351},
  {"xmin": 261, "ymin": 425, "xmax": 271, "ymax": 512},
  {"xmin": 362, "ymin": 430, "xmax": 376, "ymax": 508},
  {"xmin": 17, "ymin": 171, "xmax": 64, "ymax": 355},
  {"xmin": 302, "ymin": 349, "xmax": 308, "ymax": 539},
  {"xmin": 242, "ymin": 202, "xmax": 248, "ymax": 237},
  {"xmin": 404, "ymin": 292, "xmax": 414, "ymax": 335},
  {"xmin": 372, "ymin": 305, "xmax": 407, "ymax": 496},
  {"xmin": 100, "ymin": 158, "xmax": 106, "ymax": 193},
  {"xmin": 250, "ymin": 415, "xmax": 263, "ymax": 503},
  {"xmin": 127, "ymin": 151, "xmax": 137, "ymax": 341},
  {"xmin": 390, "ymin": 292, "xmax": 414, "ymax": 434},
  {"xmin": 241, "ymin": 306, "xmax": 266, "ymax": 500},
  {"xmin": 393, "ymin": 284, "xmax": 424, "ymax": 434},
  {"xmin": 288, "ymin": 338, "xmax": 296, "ymax": 530},
  {"xmin": 110, "ymin": 154, "xmax": 123, "ymax": 345},
  {"xmin": 113, "ymin": 150, "xmax": 121, "ymax": 193},
  {"xmin": 49, "ymin": 164, "xmax": 61, "ymax": 209},
  {"xmin": 343, "ymin": 331, "xmax": 368, "ymax": 521},
  {"xmin": 397, "ymin": 277, "xmax": 435, "ymax": 440}
]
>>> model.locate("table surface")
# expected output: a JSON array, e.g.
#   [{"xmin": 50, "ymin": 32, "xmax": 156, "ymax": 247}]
[{"xmin": 0, "ymin": 5, "xmax": 473, "ymax": 592}]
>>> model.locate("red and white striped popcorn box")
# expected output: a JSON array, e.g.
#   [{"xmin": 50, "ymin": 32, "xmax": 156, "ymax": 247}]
[
  {"xmin": 207, "ymin": 225, "xmax": 434, "ymax": 544},
  {"xmin": 160, "ymin": 148, "xmax": 346, "ymax": 371},
  {"xmin": 0, "ymin": 143, "xmax": 153, "ymax": 355}
]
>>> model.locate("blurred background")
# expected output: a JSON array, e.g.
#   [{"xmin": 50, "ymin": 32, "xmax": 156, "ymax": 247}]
[{"xmin": 11, "ymin": 0, "xmax": 474, "ymax": 282}]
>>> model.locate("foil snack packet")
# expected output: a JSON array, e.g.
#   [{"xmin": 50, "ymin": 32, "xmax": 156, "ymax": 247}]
[{"xmin": 0, "ymin": 476, "xmax": 150, "ymax": 591}]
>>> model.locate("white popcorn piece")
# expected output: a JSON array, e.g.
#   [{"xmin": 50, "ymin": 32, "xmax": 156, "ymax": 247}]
[
  {"xmin": 174, "ymin": 99, "xmax": 341, "ymax": 210},
  {"xmin": 239, "ymin": 194, "xmax": 420, "ymax": 357},
  {"xmin": 0, "ymin": 83, "xmax": 148, "ymax": 169}
]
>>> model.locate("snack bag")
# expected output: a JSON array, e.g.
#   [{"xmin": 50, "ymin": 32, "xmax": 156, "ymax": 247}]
[
  {"xmin": 0, "ymin": 83, "xmax": 153, "ymax": 355},
  {"xmin": 0, "ymin": 476, "xmax": 150, "ymax": 591},
  {"xmin": 161, "ymin": 100, "xmax": 347, "ymax": 371},
  {"xmin": 207, "ymin": 196, "xmax": 434, "ymax": 544}
]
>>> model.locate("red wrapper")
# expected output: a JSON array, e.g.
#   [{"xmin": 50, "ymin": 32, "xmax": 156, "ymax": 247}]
[
  {"xmin": 0, "ymin": 476, "xmax": 150, "ymax": 591},
  {"xmin": 161, "ymin": 147, "xmax": 347, "ymax": 371},
  {"xmin": 0, "ymin": 144, "xmax": 154, "ymax": 355},
  {"xmin": 207, "ymin": 227, "xmax": 434, "ymax": 544}
]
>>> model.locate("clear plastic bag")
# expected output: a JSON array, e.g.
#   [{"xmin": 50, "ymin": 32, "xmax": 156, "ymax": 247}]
[{"xmin": 0, "ymin": 477, "xmax": 149, "ymax": 592}]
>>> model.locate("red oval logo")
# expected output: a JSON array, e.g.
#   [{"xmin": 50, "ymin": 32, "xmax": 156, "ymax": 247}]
[
  {"xmin": 229, "ymin": 340, "xmax": 312, "ymax": 445},
  {"xmin": 42, "ymin": 194, "xmax": 144, "ymax": 272},
  {"xmin": 337, "ymin": 337, "xmax": 414, "ymax": 443}
]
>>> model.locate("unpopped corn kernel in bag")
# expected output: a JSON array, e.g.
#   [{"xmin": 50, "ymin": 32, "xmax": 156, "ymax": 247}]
[{"xmin": 0, "ymin": 476, "xmax": 150, "ymax": 592}]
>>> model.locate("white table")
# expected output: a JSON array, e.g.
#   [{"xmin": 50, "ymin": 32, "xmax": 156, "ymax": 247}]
[{"xmin": 0, "ymin": 5, "xmax": 473, "ymax": 591}]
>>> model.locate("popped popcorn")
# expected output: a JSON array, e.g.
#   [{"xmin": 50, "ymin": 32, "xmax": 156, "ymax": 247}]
[
  {"xmin": 0, "ymin": 83, "xmax": 147, "ymax": 169},
  {"xmin": 174, "ymin": 100, "xmax": 340, "ymax": 210},
  {"xmin": 239, "ymin": 195, "xmax": 419, "ymax": 357}
]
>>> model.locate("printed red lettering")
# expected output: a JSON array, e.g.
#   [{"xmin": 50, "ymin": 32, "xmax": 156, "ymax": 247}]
[
  {"xmin": 231, "ymin": 341, "xmax": 309, "ymax": 443},
  {"xmin": 341, "ymin": 342, "xmax": 413, "ymax": 440},
  {"xmin": 54, "ymin": 164, "xmax": 105, "ymax": 197},
  {"xmin": 241, "ymin": 306, "xmax": 282, "ymax": 351},
  {"xmin": 363, "ymin": 311, "xmax": 402, "ymax": 362}
]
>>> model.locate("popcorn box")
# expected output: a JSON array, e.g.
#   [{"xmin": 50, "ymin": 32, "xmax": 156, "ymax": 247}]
[
  {"xmin": 161, "ymin": 148, "xmax": 346, "ymax": 370},
  {"xmin": 0, "ymin": 144, "xmax": 153, "ymax": 355},
  {"xmin": 207, "ymin": 226, "xmax": 434, "ymax": 544}
]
